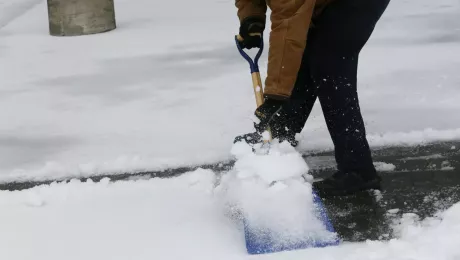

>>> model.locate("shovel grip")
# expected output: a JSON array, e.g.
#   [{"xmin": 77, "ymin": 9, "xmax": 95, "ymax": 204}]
[
  {"xmin": 235, "ymin": 35, "xmax": 264, "ymax": 73},
  {"xmin": 235, "ymin": 35, "xmax": 265, "ymax": 107}
]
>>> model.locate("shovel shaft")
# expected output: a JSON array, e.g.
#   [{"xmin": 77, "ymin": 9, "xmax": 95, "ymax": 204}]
[{"xmin": 251, "ymin": 72, "xmax": 264, "ymax": 108}]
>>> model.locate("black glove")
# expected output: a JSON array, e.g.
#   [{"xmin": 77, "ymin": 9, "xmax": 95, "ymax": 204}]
[
  {"xmin": 253, "ymin": 98, "xmax": 286, "ymax": 133},
  {"xmin": 238, "ymin": 16, "xmax": 265, "ymax": 49},
  {"xmin": 233, "ymin": 97, "xmax": 299, "ymax": 147}
]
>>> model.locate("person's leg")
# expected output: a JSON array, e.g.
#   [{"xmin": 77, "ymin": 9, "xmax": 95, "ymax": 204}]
[{"xmin": 306, "ymin": 0, "xmax": 390, "ymax": 195}]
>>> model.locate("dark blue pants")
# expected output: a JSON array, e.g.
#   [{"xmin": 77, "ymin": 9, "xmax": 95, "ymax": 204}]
[{"xmin": 281, "ymin": 0, "xmax": 390, "ymax": 178}]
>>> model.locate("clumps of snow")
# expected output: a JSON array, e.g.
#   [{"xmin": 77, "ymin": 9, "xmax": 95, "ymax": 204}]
[
  {"xmin": 390, "ymin": 208, "xmax": 452, "ymax": 242},
  {"xmin": 215, "ymin": 140, "xmax": 337, "ymax": 248},
  {"xmin": 374, "ymin": 162, "xmax": 396, "ymax": 172},
  {"xmin": 229, "ymin": 141, "xmax": 310, "ymax": 183},
  {"xmin": 441, "ymin": 161, "xmax": 454, "ymax": 171},
  {"xmin": 390, "ymin": 212, "xmax": 422, "ymax": 238},
  {"xmin": 400, "ymin": 153, "xmax": 445, "ymax": 161},
  {"xmin": 421, "ymin": 192, "xmax": 458, "ymax": 213},
  {"xmin": 360, "ymin": 203, "xmax": 460, "ymax": 260},
  {"xmin": 373, "ymin": 190, "xmax": 383, "ymax": 202},
  {"xmin": 387, "ymin": 208, "xmax": 400, "ymax": 214}
]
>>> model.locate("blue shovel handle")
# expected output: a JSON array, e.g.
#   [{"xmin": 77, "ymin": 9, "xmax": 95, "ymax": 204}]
[
  {"xmin": 235, "ymin": 35, "xmax": 264, "ymax": 73},
  {"xmin": 235, "ymin": 34, "xmax": 272, "ymax": 143}
]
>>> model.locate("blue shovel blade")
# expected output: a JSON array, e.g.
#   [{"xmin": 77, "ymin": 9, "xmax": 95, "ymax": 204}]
[{"xmin": 244, "ymin": 190, "xmax": 340, "ymax": 255}]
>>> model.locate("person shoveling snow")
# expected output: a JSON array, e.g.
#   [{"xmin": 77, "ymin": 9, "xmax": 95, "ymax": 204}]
[{"xmin": 233, "ymin": 0, "xmax": 391, "ymax": 197}]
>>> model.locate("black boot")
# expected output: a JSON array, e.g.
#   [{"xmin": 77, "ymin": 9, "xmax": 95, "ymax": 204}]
[{"xmin": 312, "ymin": 171, "xmax": 382, "ymax": 197}]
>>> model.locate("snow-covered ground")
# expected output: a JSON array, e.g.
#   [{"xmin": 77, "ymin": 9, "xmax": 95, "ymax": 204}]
[
  {"xmin": 1, "ymin": 0, "xmax": 460, "ymax": 259},
  {"xmin": 1, "ymin": 168, "xmax": 460, "ymax": 260},
  {"xmin": 0, "ymin": 0, "xmax": 459, "ymax": 182}
]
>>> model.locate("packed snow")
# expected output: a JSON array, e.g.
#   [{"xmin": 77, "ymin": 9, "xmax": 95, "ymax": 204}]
[
  {"xmin": 216, "ymin": 141, "xmax": 338, "ymax": 249},
  {"xmin": 0, "ymin": 0, "xmax": 459, "ymax": 181}
]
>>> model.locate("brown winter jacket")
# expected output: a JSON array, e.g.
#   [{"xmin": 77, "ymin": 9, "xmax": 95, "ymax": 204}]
[{"xmin": 235, "ymin": 0, "xmax": 335, "ymax": 100}]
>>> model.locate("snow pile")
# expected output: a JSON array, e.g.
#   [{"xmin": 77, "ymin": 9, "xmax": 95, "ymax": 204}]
[
  {"xmin": 229, "ymin": 141, "xmax": 312, "ymax": 183},
  {"xmin": 215, "ymin": 141, "xmax": 337, "ymax": 249},
  {"xmin": 1, "ymin": 171, "xmax": 460, "ymax": 260},
  {"xmin": 349, "ymin": 204, "xmax": 460, "ymax": 260},
  {"xmin": 0, "ymin": 170, "xmax": 244, "ymax": 260}
]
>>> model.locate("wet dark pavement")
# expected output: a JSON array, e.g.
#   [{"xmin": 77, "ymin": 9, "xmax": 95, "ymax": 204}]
[{"xmin": 308, "ymin": 141, "xmax": 460, "ymax": 242}]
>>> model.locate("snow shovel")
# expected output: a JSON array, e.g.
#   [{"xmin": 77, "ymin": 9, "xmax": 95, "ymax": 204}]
[
  {"xmin": 235, "ymin": 35, "xmax": 272, "ymax": 144},
  {"xmin": 235, "ymin": 35, "xmax": 340, "ymax": 255}
]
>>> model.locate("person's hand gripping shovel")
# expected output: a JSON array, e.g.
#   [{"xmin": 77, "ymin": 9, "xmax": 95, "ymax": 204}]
[{"xmin": 234, "ymin": 34, "xmax": 273, "ymax": 154}]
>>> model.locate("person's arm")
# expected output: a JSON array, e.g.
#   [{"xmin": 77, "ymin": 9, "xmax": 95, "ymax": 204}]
[
  {"xmin": 235, "ymin": 0, "xmax": 267, "ymax": 49},
  {"xmin": 264, "ymin": 0, "xmax": 317, "ymax": 100},
  {"xmin": 235, "ymin": 0, "xmax": 267, "ymax": 24}
]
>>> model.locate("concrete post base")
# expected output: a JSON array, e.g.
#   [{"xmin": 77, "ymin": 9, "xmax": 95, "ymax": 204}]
[{"xmin": 47, "ymin": 0, "xmax": 116, "ymax": 36}]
